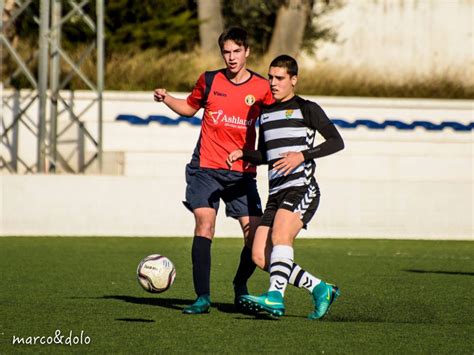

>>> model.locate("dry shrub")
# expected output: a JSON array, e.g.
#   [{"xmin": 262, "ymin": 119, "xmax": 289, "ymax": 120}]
[{"xmin": 4, "ymin": 45, "xmax": 473, "ymax": 98}]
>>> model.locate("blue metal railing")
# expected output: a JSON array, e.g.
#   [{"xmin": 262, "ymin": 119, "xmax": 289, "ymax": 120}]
[{"xmin": 116, "ymin": 114, "xmax": 473, "ymax": 132}]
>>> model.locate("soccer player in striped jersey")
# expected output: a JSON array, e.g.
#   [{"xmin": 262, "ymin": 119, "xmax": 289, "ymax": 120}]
[
  {"xmin": 154, "ymin": 27, "xmax": 273, "ymax": 314},
  {"xmin": 227, "ymin": 55, "xmax": 344, "ymax": 319}
]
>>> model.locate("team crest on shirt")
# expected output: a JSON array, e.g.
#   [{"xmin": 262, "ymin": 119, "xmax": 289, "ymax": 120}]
[
  {"xmin": 245, "ymin": 94, "xmax": 256, "ymax": 106},
  {"xmin": 285, "ymin": 109, "xmax": 293, "ymax": 119}
]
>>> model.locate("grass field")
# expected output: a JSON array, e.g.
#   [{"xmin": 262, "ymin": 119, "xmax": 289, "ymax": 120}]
[{"xmin": 0, "ymin": 237, "xmax": 473, "ymax": 353}]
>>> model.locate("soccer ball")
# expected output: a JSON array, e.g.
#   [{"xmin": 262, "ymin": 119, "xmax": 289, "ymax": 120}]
[{"xmin": 137, "ymin": 254, "xmax": 176, "ymax": 293}]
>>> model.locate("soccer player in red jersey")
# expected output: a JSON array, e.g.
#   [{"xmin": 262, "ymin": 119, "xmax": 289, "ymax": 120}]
[{"xmin": 154, "ymin": 27, "xmax": 273, "ymax": 314}]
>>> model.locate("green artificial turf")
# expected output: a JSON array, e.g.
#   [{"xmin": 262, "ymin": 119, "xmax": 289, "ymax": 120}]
[{"xmin": 0, "ymin": 237, "xmax": 473, "ymax": 354}]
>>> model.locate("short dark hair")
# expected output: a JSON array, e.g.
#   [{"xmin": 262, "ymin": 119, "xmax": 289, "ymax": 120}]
[
  {"xmin": 270, "ymin": 55, "xmax": 298, "ymax": 76},
  {"xmin": 218, "ymin": 27, "xmax": 249, "ymax": 51}
]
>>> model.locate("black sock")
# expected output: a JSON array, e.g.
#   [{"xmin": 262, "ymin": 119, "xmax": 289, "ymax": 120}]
[
  {"xmin": 191, "ymin": 236, "xmax": 212, "ymax": 297},
  {"xmin": 232, "ymin": 245, "xmax": 256, "ymax": 291}
]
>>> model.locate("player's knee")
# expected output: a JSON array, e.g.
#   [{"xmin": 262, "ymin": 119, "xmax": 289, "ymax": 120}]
[
  {"xmin": 194, "ymin": 221, "xmax": 215, "ymax": 238},
  {"xmin": 251, "ymin": 250, "xmax": 267, "ymax": 270},
  {"xmin": 271, "ymin": 233, "xmax": 291, "ymax": 246}
]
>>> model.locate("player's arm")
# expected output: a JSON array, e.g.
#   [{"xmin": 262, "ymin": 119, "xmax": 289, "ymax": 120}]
[
  {"xmin": 242, "ymin": 125, "xmax": 267, "ymax": 164},
  {"xmin": 241, "ymin": 149, "xmax": 265, "ymax": 165},
  {"xmin": 227, "ymin": 148, "xmax": 265, "ymax": 167},
  {"xmin": 153, "ymin": 88, "xmax": 198, "ymax": 117},
  {"xmin": 301, "ymin": 123, "xmax": 344, "ymax": 160},
  {"xmin": 227, "ymin": 124, "xmax": 267, "ymax": 167},
  {"xmin": 273, "ymin": 102, "xmax": 344, "ymax": 176},
  {"xmin": 300, "ymin": 102, "xmax": 344, "ymax": 160}
]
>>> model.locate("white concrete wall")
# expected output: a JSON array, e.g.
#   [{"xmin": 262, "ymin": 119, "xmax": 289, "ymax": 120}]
[
  {"xmin": 1, "ymin": 91, "xmax": 473, "ymax": 239},
  {"xmin": 306, "ymin": 0, "xmax": 473, "ymax": 82}
]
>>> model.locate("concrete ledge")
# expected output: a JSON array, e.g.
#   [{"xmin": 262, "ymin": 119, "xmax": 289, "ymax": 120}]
[{"xmin": 2, "ymin": 175, "xmax": 472, "ymax": 240}]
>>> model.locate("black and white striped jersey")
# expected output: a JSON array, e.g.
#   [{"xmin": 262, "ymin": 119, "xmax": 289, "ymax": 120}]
[{"xmin": 243, "ymin": 95, "xmax": 343, "ymax": 195}]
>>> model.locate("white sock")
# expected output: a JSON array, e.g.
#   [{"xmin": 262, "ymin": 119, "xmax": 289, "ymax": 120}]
[
  {"xmin": 268, "ymin": 245, "xmax": 294, "ymax": 296},
  {"xmin": 288, "ymin": 263, "xmax": 321, "ymax": 293}
]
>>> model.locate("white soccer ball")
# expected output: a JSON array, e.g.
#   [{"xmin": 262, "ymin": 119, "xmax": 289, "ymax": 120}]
[{"xmin": 137, "ymin": 254, "xmax": 176, "ymax": 293}]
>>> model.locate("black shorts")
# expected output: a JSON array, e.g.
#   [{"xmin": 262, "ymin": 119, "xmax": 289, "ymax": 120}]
[
  {"xmin": 260, "ymin": 182, "xmax": 320, "ymax": 229},
  {"xmin": 183, "ymin": 164, "xmax": 263, "ymax": 219}
]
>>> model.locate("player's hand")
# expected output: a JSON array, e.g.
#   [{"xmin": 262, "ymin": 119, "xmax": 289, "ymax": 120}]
[
  {"xmin": 273, "ymin": 151, "xmax": 304, "ymax": 176},
  {"xmin": 227, "ymin": 149, "xmax": 243, "ymax": 169},
  {"xmin": 154, "ymin": 88, "xmax": 167, "ymax": 102}
]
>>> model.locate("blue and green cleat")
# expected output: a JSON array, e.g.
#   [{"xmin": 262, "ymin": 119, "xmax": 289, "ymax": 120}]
[
  {"xmin": 182, "ymin": 295, "xmax": 211, "ymax": 314},
  {"xmin": 238, "ymin": 291, "xmax": 285, "ymax": 317},
  {"xmin": 308, "ymin": 281, "xmax": 340, "ymax": 320},
  {"xmin": 233, "ymin": 284, "xmax": 249, "ymax": 311}
]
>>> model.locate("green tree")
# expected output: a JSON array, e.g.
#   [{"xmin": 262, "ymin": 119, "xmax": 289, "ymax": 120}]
[
  {"xmin": 9, "ymin": 0, "xmax": 340, "ymax": 57},
  {"xmin": 105, "ymin": 0, "xmax": 199, "ymax": 54},
  {"xmin": 221, "ymin": 0, "xmax": 343, "ymax": 57},
  {"xmin": 9, "ymin": 0, "xmax": 199, "ymax": 55},
  {"xmin": 197, "ymin": 0, "xmax": 224, "ymax": 55}
]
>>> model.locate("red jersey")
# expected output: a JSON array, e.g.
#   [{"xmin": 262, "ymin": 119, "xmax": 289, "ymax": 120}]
[{"xmin": 187, "ymin": 69, "xmax": 273, "ymax": 173}]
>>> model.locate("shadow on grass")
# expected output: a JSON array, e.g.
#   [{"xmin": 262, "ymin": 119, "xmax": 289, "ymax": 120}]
[
  {"xmin": 215, "ymin": 303, "xmax": 289, "ymax": 319},
  {"xmin": 79, "ymin": 295, "xmax": 238, "ymax": 314},
  {"xmin": 329, "ymin": 314, "xmax": 386, "ymax": 323},
  {"xmin": 216, "ymin": 303, "xmax": 314, "ymax": 320},
  {"xmin": 403, "ymin": 269, "xmax": 474, "ymax": 276},
  {"xmin": 101, "ymin": 295, "xmax": 194, "ymax": 310},
  {"xmin": 116, "ymin": 318, "xmax": 155, "ymax": 323},
  {"xmin": 70, "ymin": 295, "xmax": 308, "ymax": 320}
]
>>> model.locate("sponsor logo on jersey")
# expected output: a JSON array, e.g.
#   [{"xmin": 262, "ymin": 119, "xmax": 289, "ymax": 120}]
[
  {"xmin": 213, "ymin": 90, "xmax": 227, "ymax": 97},
  {"xmin": 208, "ymin": 109, "xmax": 254, "ymax": 127},
  {"xmin": 245, "ymin": 94, "xmax": 256, "ymax": 106},
  {"xmin": 285, "ymin": 109, "xmax": 293, "ymax": 119},
  {"xmin": 209, "ymin": 109, "xmax": 224, "ymax": 124}
]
